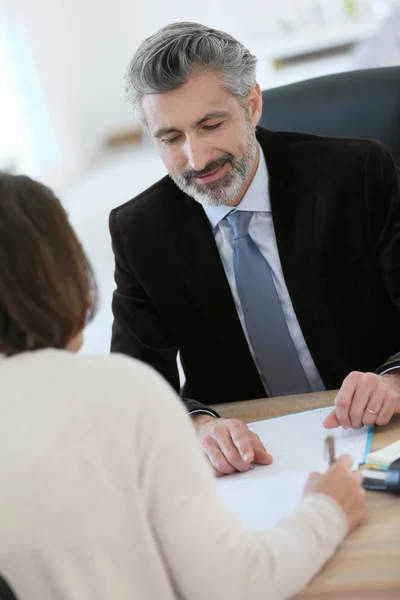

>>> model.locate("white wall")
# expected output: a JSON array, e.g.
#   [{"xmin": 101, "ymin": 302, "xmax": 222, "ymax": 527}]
[
  {"xmin": 6, "ymin": 0, "xmax": 288, "ymax": 186},
  {"xmin": 4, "ymin": 0, "xmax": 387, "ymax": 187}
]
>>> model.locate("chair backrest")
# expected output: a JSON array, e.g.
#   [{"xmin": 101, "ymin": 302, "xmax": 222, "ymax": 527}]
[
  {"xmin": 0, "ymin": 574, "xmax": 19, "ymax": 600},
  {"xmin": 260, "ymin": 66, "xmax": 400, "ymax": 164}
]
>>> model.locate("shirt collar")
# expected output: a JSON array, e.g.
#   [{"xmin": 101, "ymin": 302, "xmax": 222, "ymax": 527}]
[{"xmin": 202, "ymin": 144, "xmax": 270, "ymax": 230}]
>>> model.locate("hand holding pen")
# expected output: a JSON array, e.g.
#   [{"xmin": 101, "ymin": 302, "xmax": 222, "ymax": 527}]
[{"xmin": 302, "ymin": 434, "xmax": 367, "ymax": 533}]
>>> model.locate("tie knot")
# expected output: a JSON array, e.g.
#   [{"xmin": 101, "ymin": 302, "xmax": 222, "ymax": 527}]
[{"xmin": 227, "ymin": 211, "xmax": 253, "ymax": 240}]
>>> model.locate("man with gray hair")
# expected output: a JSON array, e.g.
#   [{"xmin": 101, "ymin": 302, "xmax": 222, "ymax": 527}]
[{"xmin": 110, "ymin": 22, "xmax": 400, "ymax": 476}]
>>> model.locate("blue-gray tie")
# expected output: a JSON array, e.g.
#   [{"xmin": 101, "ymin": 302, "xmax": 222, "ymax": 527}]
[{"xmin": 227, "ymin": 210, "xmax": 311, "ymax": 396}]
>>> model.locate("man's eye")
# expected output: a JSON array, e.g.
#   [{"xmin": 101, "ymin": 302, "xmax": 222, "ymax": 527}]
[
  {"xmin": 162, "ymin": 136, "xmax": 180, "ymax": 145},
  {"xmin": 203, "ymin": 122, "xmax": 223, "ymax": 131}
]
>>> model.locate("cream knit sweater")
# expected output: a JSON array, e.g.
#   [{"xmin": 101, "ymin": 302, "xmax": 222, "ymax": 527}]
[{"xmin": 0, "ymin": 349, "xmax": 347, "ymax": 599}]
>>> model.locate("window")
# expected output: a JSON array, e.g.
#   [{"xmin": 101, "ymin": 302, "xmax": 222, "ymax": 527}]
[{"xmin": 0, "ymin": 12, "xmax": 57, "ymax": 176}]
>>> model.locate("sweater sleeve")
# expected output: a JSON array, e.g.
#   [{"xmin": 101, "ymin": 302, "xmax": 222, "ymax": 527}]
[{"xmin": 133, "ymin": 364, "xmax": 348, "ymax": 600}]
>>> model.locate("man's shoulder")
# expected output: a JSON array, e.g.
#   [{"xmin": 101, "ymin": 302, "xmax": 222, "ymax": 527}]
[
  {"xmin": 263, "ymin": 127, "xmax": 383, "ymax": 163},
  {"xmin": 111, "ymin": 174, "xmax": 176, "ymax": 220},
  {"xmin": 109, "ymin": 173, "xmax": 198, "ymax": 243},
  {"xmin": 285, "ymin": 129, "xmax": 377, "ymax": 149},
  {"xmin": 258, "ymin": 127, "xmax": 392, "ymax": 184}
]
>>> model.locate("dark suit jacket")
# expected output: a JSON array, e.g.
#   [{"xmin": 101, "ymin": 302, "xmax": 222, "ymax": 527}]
[
  {"xmin": 110, "ymin": 127, "xmax": 400, "ymax": 413},
  {"xmin": 0, "ymin": 574, "xmax": 19, "ymax": 600}
]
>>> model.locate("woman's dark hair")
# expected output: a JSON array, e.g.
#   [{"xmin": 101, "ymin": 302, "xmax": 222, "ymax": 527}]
[{"xmin": 0, "ymin": 172, "xmax": 97, "ymax": 355}]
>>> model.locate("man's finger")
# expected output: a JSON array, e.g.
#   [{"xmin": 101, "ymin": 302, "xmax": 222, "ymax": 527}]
[
  {"xmin": 250, "ymin": 432, "xmax": 273, "ymax": 465},
  {"xmin": 212, "ymin": 426, "xmax": 250, "ymax": 473},
  {"xmin": 350, "ymin": 373, "xmax": 379, "ymax": 429},
  {"xmin": 228, "ymin": 421, "xmax": 255, "ymax": 464},
  {"xmin": 334, "ymin": 372, "xmax": 360, "ymax": 429},
  {"xmin": 205, "ymin": 456, "xmax": 225, "ymax": 477},
  {"xmin": 375, "ymin": 397, "xmax": 395, "ymax": 426},
  {"xmin": 323, "ymin": 409, "xmax": 340, "ymax": 429},
  {"xmin": 202, "ymin": 437, "xmax": 236, "ymax": 475},
  {"xmin": 349, "ymin": 388, "xmax": 369, "ymax": 429}
]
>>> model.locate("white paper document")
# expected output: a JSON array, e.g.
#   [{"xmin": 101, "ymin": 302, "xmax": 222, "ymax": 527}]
[{"xmin": 215, "ymin": 406, "xmax": 372, "ymax": 531}]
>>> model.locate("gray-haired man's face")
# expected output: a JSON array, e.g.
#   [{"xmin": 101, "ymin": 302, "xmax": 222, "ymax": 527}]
[{"xmin": 142, "ymin": 71, "xmax": 262, "ymax": 207}]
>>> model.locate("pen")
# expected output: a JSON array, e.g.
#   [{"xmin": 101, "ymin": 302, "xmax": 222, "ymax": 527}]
[{"xmin": 325, "ymin": 434, "xmax": 336, "ymax": 466}]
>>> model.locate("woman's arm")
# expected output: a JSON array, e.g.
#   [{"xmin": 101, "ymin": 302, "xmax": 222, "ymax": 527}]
[{"xmin": 134, "ymin": 366, "xmax": 348, "ymax": 600}]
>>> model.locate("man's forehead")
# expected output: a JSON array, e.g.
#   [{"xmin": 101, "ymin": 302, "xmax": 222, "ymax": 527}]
[{"xmin": 142, "ymin": 73, "xmax": 235, "ymax": 132}]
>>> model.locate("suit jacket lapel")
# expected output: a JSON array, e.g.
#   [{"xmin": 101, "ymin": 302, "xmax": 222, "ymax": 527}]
[
  {"xmin": 259, "ymin": 129, "xmax": 315, "ymax": 304},
  {"xmin": 257, "ymin": 128, "xmax": 331, "ymax": 386},
  {"xmin": 168, "ymin": 197, "xmax": 266, "ymax": 398}
]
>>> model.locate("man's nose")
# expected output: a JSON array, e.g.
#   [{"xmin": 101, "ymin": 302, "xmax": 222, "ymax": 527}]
[{"xmin": 184, "ymin": 137, "xmax": 211, "ymax": 173}]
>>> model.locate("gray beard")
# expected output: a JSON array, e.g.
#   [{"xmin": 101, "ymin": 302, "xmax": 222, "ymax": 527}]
[{"xmin": 170, "ymin": 125, "xmax": 258, "ymax": 207}]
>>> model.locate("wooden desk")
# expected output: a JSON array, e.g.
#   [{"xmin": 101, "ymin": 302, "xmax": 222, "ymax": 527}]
[{"xmin": 212, "ymin": 391, "xmax": 400, "ymax": 599}]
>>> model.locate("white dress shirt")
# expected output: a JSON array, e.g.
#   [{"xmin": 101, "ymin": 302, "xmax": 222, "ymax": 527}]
[{"xmin": 203, "ymin": 146, "xmax": 325, "ymax": 394}]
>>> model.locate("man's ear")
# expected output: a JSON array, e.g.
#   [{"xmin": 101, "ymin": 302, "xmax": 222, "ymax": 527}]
[{"xmin": 247, "ymin": 83, "xmax": 263, "ymax": 128}]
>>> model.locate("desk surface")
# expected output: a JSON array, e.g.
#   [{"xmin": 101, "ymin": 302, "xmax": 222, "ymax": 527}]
[{"xmin": 212, "ymin": 391, "xmax": 400, "ymax": 599}]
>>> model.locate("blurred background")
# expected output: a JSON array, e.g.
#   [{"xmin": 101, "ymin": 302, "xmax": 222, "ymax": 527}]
[{"xmin": 1, "ymin": 0, "xmax": 399, "ymax": 354}]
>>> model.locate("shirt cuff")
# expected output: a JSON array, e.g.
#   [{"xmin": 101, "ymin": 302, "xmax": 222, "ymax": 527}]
[
  {"xmin": 189, "ymin": 409, "xmax": 219, "ymax": 419},
  {"xmin": 379, "ymin": 366, "xmax": 400, "ymax": 376}
]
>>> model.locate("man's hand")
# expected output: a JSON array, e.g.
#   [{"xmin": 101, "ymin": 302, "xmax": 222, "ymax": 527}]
[
  {"xmin": 192, "ymin": 415, "xmax": 273, "ymax": 477},
  {"xmin": 304, "ymin": 455, "xmax": 367, "ymax": 533},
  {"xmin": 323, "ymin": 371, "xmax": 400, "ymax": 430}
]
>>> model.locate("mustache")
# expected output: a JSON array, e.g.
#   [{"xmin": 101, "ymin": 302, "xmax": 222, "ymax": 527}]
[{"xmin": 182, "ymin": 155, "xmax": 234, "ymax": 182}]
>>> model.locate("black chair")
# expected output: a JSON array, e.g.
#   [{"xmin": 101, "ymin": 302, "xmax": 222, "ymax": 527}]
[
  {"xmin": 0, "ymin": 574, "xmax": 19, "ymax": 600},
  {"xmin": 260, "ymin": 66, "xmax": 400, "ymax": 164}
]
